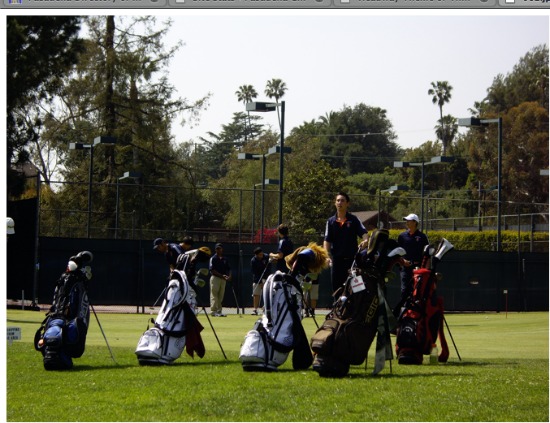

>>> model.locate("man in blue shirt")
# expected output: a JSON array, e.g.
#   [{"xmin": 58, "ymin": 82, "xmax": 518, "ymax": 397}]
[
  {"xmin": 269, "ymin": 224, "xmax": 294, "ymax": 273},
  {"xmin": 397, "ymin": 213, "xmax": 429, "ymax": 305},
  {"xmin": 324, "ymin": 192, "xmax": 370, "ymax": 295},
  {"xmin": 250, "ymin": 247, "xmax": 272, "ymax": 315},
  {"xmin": 209, "ymin": 243, "xmax": 231, "ymax": 317},
  {"xmin": 153, "ymin": 238, "xmax": 184, "ymax": 272}
]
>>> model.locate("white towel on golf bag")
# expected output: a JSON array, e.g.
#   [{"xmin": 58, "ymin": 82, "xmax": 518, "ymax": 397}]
[{"xmin": 135, "ymin": 270, "xmax": 192, "ymax": 364}]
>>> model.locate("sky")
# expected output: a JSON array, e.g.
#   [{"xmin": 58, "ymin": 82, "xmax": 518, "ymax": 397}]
[{"xmin": 161, "ymin": 13, "xmax": 548, "ymax": 150}]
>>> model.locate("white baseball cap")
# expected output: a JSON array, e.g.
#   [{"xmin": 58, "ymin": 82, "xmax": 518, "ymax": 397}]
[
  {"xmin": 403, "ymin": 213, "xmax": 419, "ymax": 223},
  {"xmin": 7, "ymin": 217, "xmax": 15, "ymax": 234}
]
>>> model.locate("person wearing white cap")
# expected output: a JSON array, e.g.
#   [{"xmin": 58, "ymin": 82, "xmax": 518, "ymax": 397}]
[{"xmin": 395, "ymin": 213, "xmax": 429, "ymax": 311}]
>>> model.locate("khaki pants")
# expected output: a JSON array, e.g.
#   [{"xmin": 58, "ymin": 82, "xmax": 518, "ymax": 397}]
[{"xmin": 210, "ymin": 275, "xmax": 226, "ymax": 314}]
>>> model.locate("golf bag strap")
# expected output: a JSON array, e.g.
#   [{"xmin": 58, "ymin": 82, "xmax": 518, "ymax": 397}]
[{"xmin": 373, "ymin": 281, "xmax": 393, "ymax": 375}]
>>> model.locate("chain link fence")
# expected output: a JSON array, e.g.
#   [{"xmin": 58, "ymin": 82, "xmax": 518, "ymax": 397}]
[{"xmin": 38, "ymin": 180, "xmax": 548, "ymax": 252}]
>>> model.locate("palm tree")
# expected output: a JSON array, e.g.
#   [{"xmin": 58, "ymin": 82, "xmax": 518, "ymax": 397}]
[
  {"xmin": 235, "ymin": 84, "xmax": 258, "ymax": 106},
  {"xmin": 235, "ymin": 84, "xmax": 258, "ymax": 141},
  {"xmin": 428, "ymin": 81, "xmax": 453, "ymax": 155},
  {"xmin": 435, "ymin": 115, "xmax": 458, "ymax": 155},
  {"xmin": 428, "ymin": 81, "xmax": 453, "ymax": 120},
  {"xmin": 264, "ymin": 78, "xmax": 287, "ymax": 128}
]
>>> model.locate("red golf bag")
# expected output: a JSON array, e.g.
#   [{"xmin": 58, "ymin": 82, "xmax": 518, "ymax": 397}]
[{"xmin": 395, "ymin": 238, "xmax": 453, "ymax": 365}]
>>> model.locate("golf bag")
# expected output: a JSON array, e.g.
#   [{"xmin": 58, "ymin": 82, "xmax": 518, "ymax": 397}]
[
  {"xmin": 239, "ymin": 270, "xmax": 309, "ymax": 371},
  {"xmin": 395, "ymin": 238, "xmax": 453, "ymax": 365},
  {"xmin": 311, "ymin": 229, "xmax": 405, "ymax": 377},
  {"xmin": 34, "ymin": 251, "xmax": 93, "ymax": 370},
  {"xmin": 135, "ymin": 248, "xmax": 210, "ymax": 365}
]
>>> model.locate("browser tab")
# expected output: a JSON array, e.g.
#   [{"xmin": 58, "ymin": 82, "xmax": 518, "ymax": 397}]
[
  {"xmin": 498, "ymin": 0, "xmax": 550, "ymax": 6},
  {"xmin": 333, "ymin": 0, "xmax": 496, "ymax": 7},
  {"xmin": 167, "ymin": 0, "xmax": 331, "ymax": 7}
]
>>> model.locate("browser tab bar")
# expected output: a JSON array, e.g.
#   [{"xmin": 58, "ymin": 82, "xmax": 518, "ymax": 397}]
[
  {"xmin": 4, "ymin": 0, "xmax": 166, "ymax": 7},
  {"xmin": 167, "ymin": 0, "xmax": 331, "ymax": 7},
  {"xmin": 333, "ymin": 0, "xmax": 496, "ymax": 7}
]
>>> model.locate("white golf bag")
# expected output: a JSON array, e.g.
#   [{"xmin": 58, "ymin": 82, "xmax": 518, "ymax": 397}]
[
  {"xmin": 135, "ymin": 269, "xmax": 198, "ymax": 365},
  {"xmin": 239, "ymin": 270, "xmax": 306, "ymax": 371}
]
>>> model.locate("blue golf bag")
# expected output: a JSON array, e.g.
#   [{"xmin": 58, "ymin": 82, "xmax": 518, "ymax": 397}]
[{"xmin": 34, "ymin": 251, "xmax": 93, "ymax": 370}]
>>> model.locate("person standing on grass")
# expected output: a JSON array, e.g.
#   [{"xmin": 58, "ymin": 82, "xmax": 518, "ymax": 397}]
[
  {"xmin": 250, "ymin": 247, "xmax": 272, "ymax": 315},
  {"xmin": 394, "ymin": 213, "xmax": 429, "ymax": 313},
  {"xmin": 323, "ymin": 192, "xmax": 370, "ymax": 295},
  {"xmin": 269, "ymin": 224, "xmax": 294, "ymax": 274},
  {"xmin": 209, "ymin": 243, "xmax": 231, "ymax": 317}
]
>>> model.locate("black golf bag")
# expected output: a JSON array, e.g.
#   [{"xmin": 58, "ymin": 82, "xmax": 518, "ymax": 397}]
[
  {"xmin": 395, "ymin": 238, "xmax": 453, "ymax": 365},
  {"xmin": 135, "ymin": 248, "xmax": 210, "ymax": 365},
  {"xmin": 311, "ymin": 229, "xmax": 405, "ymax": 377},
  {"xmin": 34, "ymin": 251, "xmax": 93, "ymax": 370}
]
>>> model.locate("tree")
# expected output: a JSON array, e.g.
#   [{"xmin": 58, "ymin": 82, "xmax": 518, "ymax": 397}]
[
  {"xmin": 434, "ymin": 115, "xmax": 458, "ymax": 156},
  {"xmin": 7, "ymin": 16, "xmax": 83, "ymax": 196},
  {"xmin": 485, "ymin": 44, "xmax": 549, "ymax": 112},
  {"xmin": 428, "ymin": 81, "xmax": 454, "ymax": 155},
  {"xmin": 465, "ymin": 45, "xmax": 549, "ymax": 208},
  {"xmin": 264, "ymin": 78, "xmax": 287, "ymax": 128},
  {"xmin": 235, "ymin": 84, "xmax": 258, "ymax": 138},
  {"xmin": 199, "ymin": 112, "xmax": 264, "ymax": 180},
  {"xmin": 37, "ymin": 16, "xmax": 210, "ymax": 236},
  {"xmin": 315, "ymin": 103, "xmax": 401, "ymax": 175},
  {"xmin": 467, "ymin": 102, "xmax": 548, "ymax": 206}
]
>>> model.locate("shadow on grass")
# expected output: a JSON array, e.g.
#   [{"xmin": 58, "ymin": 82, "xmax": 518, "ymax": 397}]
[
  {"xmin": 7, "ymin": 318, "xmax": 43, "ymax": 324},
  {"xmin": 62, "ymin": 364, "xmax": 135, "ymax": 371}
]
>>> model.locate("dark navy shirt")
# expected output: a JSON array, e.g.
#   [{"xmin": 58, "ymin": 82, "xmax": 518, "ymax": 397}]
[
  {"xmin": 275, "ymin": 236, "xmax": 294, "ymax": 272},
  {"xmin": 251, "ymin": 254, "xmax": 271, "ymax": 283},
  {"xmin": 324, "ymin": 212, "xmax": 367, "ymax": 258},
  {"xmin": 165, "ymin": 243, "xmax": 184, "ymax": 268},
  {"xmin": 397, "ymin": 230, "xmax": 429, "ymax": 265},
  {"xmin": 209, "ymin": 254, "xmax": 231, "ymax": 277}
]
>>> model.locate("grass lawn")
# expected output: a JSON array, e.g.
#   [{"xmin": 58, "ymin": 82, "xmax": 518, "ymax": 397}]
[{"xmin": 5, "ymin": 310, "xmax": 549, "ymax": 422}]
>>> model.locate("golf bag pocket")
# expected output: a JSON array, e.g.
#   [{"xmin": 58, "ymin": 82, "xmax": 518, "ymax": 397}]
[
  {"xmin": 335, "ymin": 320, "xmax": 374, "ymax": 365},
  {"xmin": 135, "ymin": 327, "xmax": 187, "ymax": 364},
  {"xmin": 136, "ymin": 327, "xmax": 163, "ymax": 359},
  {"xmin": 310, "ymin": 318, "xmax": 340, "ymax": 356},
  {"xmin": 311, "ymin": 318, "xmax": 374, "ymax": 365},
  {"xmin": 43, "ymin": 319, "xmax": 65, "ymax": 349},
  {"xmin": 239, "ymin": 323, "xmax": 288, "ymax": 371},
  {"xmin": 64, "ymin": 317, "xmax": 88, "ymax": 358},
  {"xmin": 239, "ymin": 329, "xmax": 266, "ymax": 364}
]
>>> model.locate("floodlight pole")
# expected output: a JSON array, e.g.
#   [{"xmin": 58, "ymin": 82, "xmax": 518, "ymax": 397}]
[
  {"xmin": 394, "ymin": 156, "xmax": 453, "ymax": 232},
  {"xmin": 69, "ymin": 136, "xmax": 116, "ymax": 238},
  {"xmin": 278, "ymin": 101, "xmax": 285, "ymax": 225},
  {"xmin": 245, "ymin": 101, "xmax": 289, "ymax": 226},
  {"xmin": 458, "ymin": 117, "xmax": 502, "ymax": 251}
]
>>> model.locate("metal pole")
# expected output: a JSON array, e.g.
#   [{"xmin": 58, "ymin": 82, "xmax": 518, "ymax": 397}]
[
  {"xmin": 115, "ymin": 179, "xmax": 120, "ymax": 239},
  {"xmin": 87, "ymin": 145, "xmax": 94, "ymax": 238},
  {"xmin": 497, "ymin": 117, "xmax": 502, "ymax": 252},
  {"xmin": 261, "ymin": 155, "xmax": 266, "ymax": 244},
  {"xmin": 32, "ymin": 172, "xmax": 41, "ymax": 307},
  {"xmin": 278, "ymin": 101, "xmax": 285, "ymax": 225},
  {"xmin": 420, "ymin": 162, "xmax": 425, "ymax": 232},
  {"xmin": 377, "ymin": 189, "xmax": 381, "ymax": 228},
  {"xmin": 252, "ymin": 185, "xmax": 256, "ymax": 242}
]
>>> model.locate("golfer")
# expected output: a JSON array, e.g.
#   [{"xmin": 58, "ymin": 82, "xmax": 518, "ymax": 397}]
[
  {"xmin": 324, "ymin": 192, "xmax": 370, "ymax": 295},
  {"xmin": 397, "ymin": 213, "xmax": 429, "ymax": 303}
]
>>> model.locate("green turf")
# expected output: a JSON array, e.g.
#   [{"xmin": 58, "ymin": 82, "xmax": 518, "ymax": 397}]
[{"xmin": 6, "ymin": 310, "xmax": 549, "ymax": 421}]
